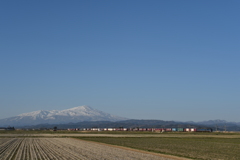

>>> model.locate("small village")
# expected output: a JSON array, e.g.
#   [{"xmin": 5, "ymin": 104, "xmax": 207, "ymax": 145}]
[{"xmin": 67, "ymin": 127, "xmax": 212, "ymax": 132}]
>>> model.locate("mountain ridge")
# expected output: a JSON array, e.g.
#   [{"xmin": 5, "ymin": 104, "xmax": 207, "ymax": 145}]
[
  {"xmin": 18, "ymin": 119, "xmax": 240, "ymax": 131},
  {"xmin": 0, "ymin": 105, "xmax": 127, "ymax": 127}
]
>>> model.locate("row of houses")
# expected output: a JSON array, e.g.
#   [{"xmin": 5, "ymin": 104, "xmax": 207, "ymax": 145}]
[{"xmin": 67, "ymin": 127, "xmax": 212, "ymax": 132}]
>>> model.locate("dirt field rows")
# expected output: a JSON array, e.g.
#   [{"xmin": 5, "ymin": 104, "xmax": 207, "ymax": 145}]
[{"xmin": 0, "ymin": 138, "xmax": 176, "ymax": 160}]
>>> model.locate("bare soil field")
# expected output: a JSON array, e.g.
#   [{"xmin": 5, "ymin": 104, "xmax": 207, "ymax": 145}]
[{"xmin": 0, "ymin": 138, "xmax": 178, "ymax": 160}]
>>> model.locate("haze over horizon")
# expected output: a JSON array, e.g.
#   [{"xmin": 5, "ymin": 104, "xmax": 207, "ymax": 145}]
[{"xmin": 1, "ymin": 1, "xmax": 239, "ymax": 122}]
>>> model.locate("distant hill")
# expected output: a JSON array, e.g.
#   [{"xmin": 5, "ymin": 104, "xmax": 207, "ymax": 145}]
[
  {"xmin": 20, "ymin": 119, "xmax": 240, "ymax": 131},
  {"xmin": 0, "ymin": 106, "xmax": 127, "ymax": 127},
  {"xmin": 187, "ymin": 120, "xmax": 240, "ymax": 131}
]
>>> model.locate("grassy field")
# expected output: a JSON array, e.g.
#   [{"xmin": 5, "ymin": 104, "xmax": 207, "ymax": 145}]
[
  {"xmin": 0, "ymin": 130, "xmax": 165, "ymax": 134},
  {"xmin": 78, "ymin": 136, "xmax": 240, "ymax": 160}
]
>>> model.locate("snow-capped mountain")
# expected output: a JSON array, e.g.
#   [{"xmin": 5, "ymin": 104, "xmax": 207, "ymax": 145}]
[{"xmin": 0, "ymin": 106, "xmax": 127, "ymax": 127}]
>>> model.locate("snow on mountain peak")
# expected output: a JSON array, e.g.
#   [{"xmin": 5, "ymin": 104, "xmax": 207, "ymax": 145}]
[
  {"xmin": 19, "ymin": 110, "xmax": 45, "ymax": 117},
  {"xmin": 69, "ymin": 105, "xmax": 91, "ymax": 110},
  {"xmin": 1, "ymin": 105, "xmax": 127, "ymax": 126}
]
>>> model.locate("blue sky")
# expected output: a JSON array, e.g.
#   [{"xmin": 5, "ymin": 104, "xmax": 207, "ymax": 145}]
[{"xmin": 1, "ymin": 1, "xmax": 239, "ymax": 122}]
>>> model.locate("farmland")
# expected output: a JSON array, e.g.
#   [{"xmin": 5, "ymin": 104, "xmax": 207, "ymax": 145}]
[
  {"xmin": 78, "ymin": 137, "xmax": 240, "ymax": 160},
  {"xmin": 1, "ymin": 132, "xmax": 240, "ymax": 159},
  {"xmin": 0, "ymin": 138, "xmax": 176, "ymax": 160},
  {"xmin": 1, "ymin": 130, "xmax": 240, "ymax": 138}
]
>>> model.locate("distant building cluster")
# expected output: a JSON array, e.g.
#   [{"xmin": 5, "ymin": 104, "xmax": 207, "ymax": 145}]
[{"xmin": 67, "ymin": 127, "xmax": 213, "ymax": 132}]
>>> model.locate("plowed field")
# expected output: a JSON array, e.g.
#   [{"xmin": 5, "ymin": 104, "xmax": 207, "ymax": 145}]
[{"xmin": 0, "ymin": 138, "xmax": 175, "ymax": 160}]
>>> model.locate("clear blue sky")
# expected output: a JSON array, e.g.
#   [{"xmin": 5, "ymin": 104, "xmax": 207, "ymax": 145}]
[{"xmin": 1, "ymin": 0, "xmax": 239, "ymax": 122}]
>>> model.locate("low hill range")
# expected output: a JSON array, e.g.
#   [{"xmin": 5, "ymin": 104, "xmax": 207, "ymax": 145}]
[
  {"xmin": 21, "ymin": 119, "xmax": 240, "ymax": 131},
  {"xmin": 1, "ymin": 106, "xmax": 240, "ymax": 131},
  {"xmin": 184, "ymin": 120, "xmax": 240, "ymax": 131}
]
